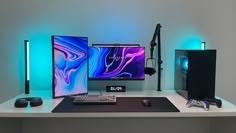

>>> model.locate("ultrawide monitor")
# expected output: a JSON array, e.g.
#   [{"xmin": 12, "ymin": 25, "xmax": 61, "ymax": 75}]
[
  {"xmin": 88, "ymin": 47, "xmax": 145, "ymax": 80},
  {"xmin": 52, "ymin": 35, "xmax": 88, "ymax": 98},
  {"xmin": 92, "ymin": 44, "xmax": 140, "ymax": 47}
]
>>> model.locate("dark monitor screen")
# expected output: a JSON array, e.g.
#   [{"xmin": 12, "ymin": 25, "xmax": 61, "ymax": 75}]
[
  {"xmin": 52, "ymin": 35, "xmax": 88, "ymax": 98},
  {"xmin": 88, "ymin": 47, "xmax": 145, "ymax": 80}
]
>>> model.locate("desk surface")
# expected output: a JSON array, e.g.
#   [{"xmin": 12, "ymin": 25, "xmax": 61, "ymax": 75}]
[{"xmin": 1, "ymin": 90, "xmax": 236, "ymax": 118}]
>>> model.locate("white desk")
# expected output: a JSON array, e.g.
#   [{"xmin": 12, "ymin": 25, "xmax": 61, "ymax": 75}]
[{"xmin": 1, "ymin": 90, "xmax": 236, "ymax": 133}]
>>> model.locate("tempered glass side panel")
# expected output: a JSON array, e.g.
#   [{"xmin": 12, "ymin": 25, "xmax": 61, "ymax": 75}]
[{"xmin": 174, "ymin": 50, "xmax": 188, "ymax": 98}]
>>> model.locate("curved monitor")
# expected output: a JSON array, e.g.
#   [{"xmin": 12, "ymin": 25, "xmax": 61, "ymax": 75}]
[
  {"xmin": 52, "ymin": 35, "xmax": 88, "ymax": 98},
  {"xmin": 88, "ymin": 47, "xmax": 145, "ymax": 80}
]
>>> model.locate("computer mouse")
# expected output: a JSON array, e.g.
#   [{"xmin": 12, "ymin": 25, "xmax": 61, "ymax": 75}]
[{"xmin": 142, "ymin": 99, "xmax": 152, "ymax": 107}]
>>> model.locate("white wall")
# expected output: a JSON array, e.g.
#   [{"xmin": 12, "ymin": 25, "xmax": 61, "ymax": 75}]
[
  {"xmin": 0, "ymin": 0, "xmax": 235, "ymax": 104},
  {"xmin": 227, "ymin": 0, "xmax": 236, "ymax": 103}
]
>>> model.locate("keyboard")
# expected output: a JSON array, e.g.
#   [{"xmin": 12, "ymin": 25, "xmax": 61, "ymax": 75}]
[{"xmin": 73, "ymin": 95, "xmax": 116, "ymax": 105}]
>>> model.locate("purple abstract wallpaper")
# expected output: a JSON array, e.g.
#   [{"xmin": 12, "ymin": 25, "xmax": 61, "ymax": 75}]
[
  {"xmin": 53, "ymin": 36, "xmax": 88, "ymax": 97},
  {"xmin": 88, "ymin": 47, "xmax": 145, "ymax": 80}
]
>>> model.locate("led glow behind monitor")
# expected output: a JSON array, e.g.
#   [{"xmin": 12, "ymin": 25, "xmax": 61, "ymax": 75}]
[
  {"xmin": 52, "ymin": 35, "xmax": 88, "ymax": 98},
  {"xmin": 88, "ymin": 47, "xmax": 145, "ymax": 80}
]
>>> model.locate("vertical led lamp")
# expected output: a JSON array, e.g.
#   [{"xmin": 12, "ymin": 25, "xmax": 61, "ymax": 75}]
[
  {"xmin": 201, "ymin": 42, "xmax": 206, "ymax": 50},
  {"xmin": 24, "ymin": 40, "xmax": 30, "ymax": 94}
]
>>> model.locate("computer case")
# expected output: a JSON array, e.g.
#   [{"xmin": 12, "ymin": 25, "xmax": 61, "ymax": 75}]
[{"xmin": 174, "ymin": 50, "xmax": 216, "ymax": 100}]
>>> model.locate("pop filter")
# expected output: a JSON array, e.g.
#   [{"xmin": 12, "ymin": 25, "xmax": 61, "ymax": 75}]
[{"xmin": 144, "ymin": 58, "xmax": 156, "ymax": 76}]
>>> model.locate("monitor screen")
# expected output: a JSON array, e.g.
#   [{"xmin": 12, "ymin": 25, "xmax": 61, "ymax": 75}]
[
  {"xmin": 52, "ymin": 35, "xmax": 88, "ymax": 98},
  {"xmin": 92, "ymin": 44, "xmax": 140, "ymax": 47},
  {"xmin": 88, "ymin": 47, "xmax": 145, "ymax": 80}
]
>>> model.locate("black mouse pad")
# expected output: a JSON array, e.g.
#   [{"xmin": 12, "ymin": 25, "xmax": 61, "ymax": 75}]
[{"xmin": 52, "ymin": 97, "xmax": 180, "ymax": 113}]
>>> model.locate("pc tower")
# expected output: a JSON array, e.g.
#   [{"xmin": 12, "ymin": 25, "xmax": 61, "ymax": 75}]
[{"xmin": 174, "ymin": 50, "xmax": 216, "ymax": 100}]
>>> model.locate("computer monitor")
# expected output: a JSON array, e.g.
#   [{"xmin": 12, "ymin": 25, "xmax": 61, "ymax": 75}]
[
  {"xmin": 88, "ymin": 47, "xmax": 145, "ymax": 80},
  {"xmin": 92, "ymin": 44, "xmax": 140, "ymax": 47},
  {"xmin": 52, "ymin": 35, "xmax": 88, "ymax": 98}
]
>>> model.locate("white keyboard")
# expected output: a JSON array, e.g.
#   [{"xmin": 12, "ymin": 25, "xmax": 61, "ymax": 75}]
[{"xmin": 73, "ymin": 95, "xmax": 116, "ymax": 105}]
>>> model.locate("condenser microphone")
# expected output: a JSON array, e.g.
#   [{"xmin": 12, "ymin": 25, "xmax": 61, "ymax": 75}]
[
  {"xmin": 144, "ymin": 67, "xmax": 156, "ymax": 76},
  {"xmin": 145, "ymin": 23, "xmax": 162, "ymax": 91},
  {"xmin": 144, "ymin": 57, "xmax": 156, "ymax": 76}
]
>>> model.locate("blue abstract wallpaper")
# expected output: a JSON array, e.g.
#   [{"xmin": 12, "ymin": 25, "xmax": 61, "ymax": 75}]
[
  {"xmin": 88, "ymin": 47, "xmax": 145, "ymax": 80},
  {"xmin": 53, "ymin": 36, "xmax": 88, "ymax": 97}
]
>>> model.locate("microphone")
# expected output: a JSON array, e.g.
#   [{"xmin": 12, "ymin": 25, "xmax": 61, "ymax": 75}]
[
  {"xmin": 145, "ymin": 23, "xmax": 162, "ymax": 91},
  {"xmin": 144, "ymin": 67, "xmax": 156, "ymax": 76},
  {"xmin": 145, "ymin": 24, "xmax": 159, "ymax": 76},
  {"xmin": 144, "ymin": 57, "xmax": 156, "ymax": 76}
]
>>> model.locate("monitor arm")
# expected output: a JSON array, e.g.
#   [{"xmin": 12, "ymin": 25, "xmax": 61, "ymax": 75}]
[{"xmin": 150, "ymin": 24, "xmax": 163, "ymax": 91}]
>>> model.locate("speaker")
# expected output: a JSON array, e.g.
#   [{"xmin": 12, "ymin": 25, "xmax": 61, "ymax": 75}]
[
  {"xmin": 174, "ymin": 50, "xmax": 216, "ymax": 100},
  {"xmin": 14, "ymin": 97, "xmax": 43, "ymax": 108}
]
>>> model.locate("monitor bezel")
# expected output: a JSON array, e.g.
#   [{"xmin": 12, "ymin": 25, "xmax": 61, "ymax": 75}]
[
  {"xmin": 52, "ymin": 35, "xmax": 88, "ymax": 99},
  {"xmin": 88, "ymin": 46, "xmax": 145, "ymax": 81},
  {"xmin": 92, "ymin": 44, "xmax": 140, "ymax": 47}
]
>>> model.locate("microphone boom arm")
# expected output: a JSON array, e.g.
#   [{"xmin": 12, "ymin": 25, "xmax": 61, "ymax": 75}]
[{"xmin": 150, "ymin": 24, "xmax": 163, "ymax": 91}]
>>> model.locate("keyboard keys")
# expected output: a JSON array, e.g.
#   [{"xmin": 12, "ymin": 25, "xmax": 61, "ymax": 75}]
[{"xmin": 73, "ymin": 95, "xmax": 116, "ymax": 105}]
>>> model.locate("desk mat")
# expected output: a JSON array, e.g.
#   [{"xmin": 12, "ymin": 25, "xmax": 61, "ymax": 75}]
[{"xmin": 52, "ymin": 97, "xmax": 180, "ymax": 113}]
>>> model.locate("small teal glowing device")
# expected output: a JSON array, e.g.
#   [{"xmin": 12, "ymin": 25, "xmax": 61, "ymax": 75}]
[{"xmin": 201, "ymin": 42, "xmax": 206, "ymax": 50}]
